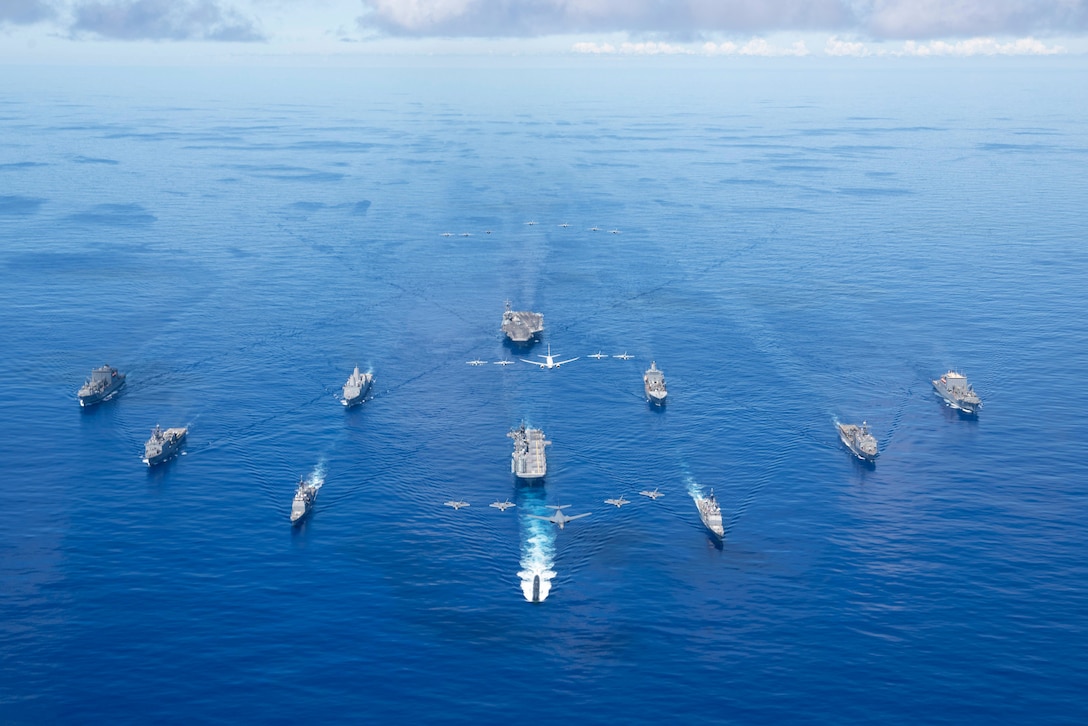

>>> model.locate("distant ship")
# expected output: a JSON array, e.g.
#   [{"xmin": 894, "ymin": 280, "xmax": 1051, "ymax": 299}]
[
  {"xmin": 78, "ymin": 364, "xmax": 125, "ymax": 407},
  {"xmin": 291, "ymin": 477, "xmax": 319, "ymax": 525},
  {"xmin": 341, "ymin": 366, "xmax": 374, "ymax": 406},
  {"xmin": 932, "ymin": 371, "xmax": 982, "ymax": 414},
  {"xmin": 142, "ymin": 425, "xmax": 187, "ymax": 466},
  {"xmin": 501, "ymin": 301, "xmax": 544, "ymax": 344},
  {"xmin": 695, "ymin": 489, "xmax": 724, "ymax": 540},
  {"xmin": 509, "ymin": 423, "xmax": 550, "ymax": 480},
  {"xmin": 837, "ymin": 422, "xmax": 878, "ymax": 462},
  {"xmin": 643, "ymin": 361, "xmax": 667, "ymax": 405}
]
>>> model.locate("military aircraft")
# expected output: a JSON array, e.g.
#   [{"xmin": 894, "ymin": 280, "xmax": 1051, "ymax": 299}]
[
  {"xmin": 604, "ymin": 496, "xmax": 630, "ymax": 508},
  {"xmin": 490, "ymin": 500, "xmax": 515, "ymax": 511},
  {"xmin": 521, "ymin": 344, "xmax": 578, "ymax": 369},
  {"xmin": 613, "ymin": 352, "xmax": 633, "ymax": 360},
  {"xmin": 610, "ymin": 229, "xmax": 621, "ymax": 234},
  {"xmin": 525, "ymin": 220, "xmax": 537, "ymax": 226},
  {"xmin": 441, "ymin": 232, "xmax": 453, "ymax": 237},
  {"xmin": 639, "ymin": 488, "xmax": 664, "ymax": 500},
  {"xmin": 527, "ymin": 505, "xmax": 590, "ymax": 530},
  {"xmin": 466, "ymin": 359, "xmax": 488, "ymax": 366},
  {"xmin": 444, "ymin": 500, "xmax": 470, "ymax": 510},
  {"xmin": 588, "ymin": 351, "xmax": 608, "ymax": 360},
  {"xmin": 493, "ymin": 359, "xmax": 514, "ymax": 366},
  {"xmin": 558, "ymin": 222, "xmax": 571, "ymax": 228},
  {"xmin": 589, "ymin": 226, "xmax": 601, "ymax": 232},
  {"xmin": 460, "ymin": 232, "xmax": 472, "ymax": 237}
]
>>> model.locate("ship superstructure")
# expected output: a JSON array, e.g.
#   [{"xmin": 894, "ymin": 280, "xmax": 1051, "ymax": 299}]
[
  {"xmin": 837, "ymin": 422, "xmax": 879, "ymax": 462},
  {"xmin": 643, "ymin": 361, "xmax": 667, "ymax": 405},
  {"xmin": 341, "ymin": 366, "xmax": 374, "ymax": 407},
  {"xmin": 143, "ymin": 425, "xmax": 188, "ymax": 466},
  {"xmin": 932, "ymin": 371, "xmax": 982, "ymax": 414},
  {"xmin": 696, "ymin": 489, "xmax": 724, "ymax": 540},
  {"xmin": 501, "ymin": 301, "xmax": 544, "ymax": 344},
  {"xmin": 78, "ymin": 364, "xmax": 125, "ymax": 407},
  {"xmin": 509, "ymin": 424, "xmax": 550, "ymax": 480}
]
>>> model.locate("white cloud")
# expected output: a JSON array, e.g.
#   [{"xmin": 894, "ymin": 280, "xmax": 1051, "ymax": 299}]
[
  {"xmin": 574, "ymin": 37, "xmax": 809, "ymax": 56},
  {"xmin": 825, "ymin": 35, "xmax": 871, "ymax": 56},
  {"xmin": 900, "ymin": 36, "xmax": 1065, "ymax": 56}
]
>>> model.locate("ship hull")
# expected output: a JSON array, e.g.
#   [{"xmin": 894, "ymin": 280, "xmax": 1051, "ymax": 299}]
[
  {"xmin": 341, "ymin": 380, "xmax": 372, "ymax": 407},
  {"xmin": 78, "ymin": 378, "xmax": 125, "ymax": 407},
  {"xmin": 837, "ymin": 425, "xmax": 877, "ymax": 462},
  {"xmin": 144, "ymin": 432, "xmax": 187, "ymax": 466},
  {"xmin": 646, "ymin": 389, "xmax": 667, "ymax": 406},
  {"xmin": 932, "ymin": 384, "xmax": 981, "ymax": 414}
]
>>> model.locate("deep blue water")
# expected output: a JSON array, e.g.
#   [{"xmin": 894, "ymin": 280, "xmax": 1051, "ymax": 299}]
[{"xmin": 2, "ymin": 61, "xmax": 1087, "ymax": 723}]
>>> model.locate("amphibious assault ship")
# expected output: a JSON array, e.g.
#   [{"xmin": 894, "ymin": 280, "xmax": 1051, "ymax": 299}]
[
  {"xmin": 142, "ymin": 425, "xmax": 187, "ymax": 466},
  {"xmin": 501, "ymin": 301, "xmax": 544, "ymax": 344},
  {"xmin": 837, "ymin": 422, "xmax": 879, "ymax": 462},
  {"xmin": 78, "ymin": 364, "xmax": 125, "ymax": 407},
  {"xmin": 695, "ymin": 489, "xmax": 725, "ymax": 540},
  {"xmin": 643, "ymin": 361, "xmax": 667, "ymax": 405},
  {"xmin": 509, "ymin": 424, "xmax": 550, "ymax": 480},
  {"xmin": 291, "ymin": 477, "xmax": 319, "ymax": 525},
  {"xmin": 932, "ymin": 371, "xmax": 982, "ymax": 414},
  {"xmin": 341, "ymin": 366, "xmax": 373, "ymax": 407}
]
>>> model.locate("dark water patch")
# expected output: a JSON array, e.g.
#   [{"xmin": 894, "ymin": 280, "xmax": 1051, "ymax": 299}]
[
  {"xmin": 101, "ymin": 131, "xmax": 183, "ymax": 141},
  {"xmin": 291, "ymin": 202, "xmax": 326, "ymax": 212},
  {"xmin": 836, "ymin": 187, "xmax": 913, "ymax": 197},
  {"xmin": 226, "ymin": 247, "xmax": 256, "ymax": 258},
  {"xmin": 733, "ymin": 205, "xmax": 820, "ymax": 215},
  {"xmin": 351, "ymin": 200, "xmax": 371, "ymax": 216},
  {"xmin": 775, "ymin": 165, "xmax": 833, "ymax": 173},
  {"xmin": 0, "ymin": 195, "xmax": 45, "ymax": 215},
  {"xmin": 286, "ymin": 140, "xmax": 381, "ymax": 153},
  {"xmin": 865, "ymin": 171, "xmax": 897, "ymax": 179},
  {"xmin": 978, "ymin": 142, "xmax": 1060, "ymax": 153},
  {"xmin": 0, "ymin": 161, "xmax": 48, "ymax": 171},
  {"xmin": 73, "ymin": 156, "xmax": 119, "ymax": 165},
  {"xmin": 720, "ymin": 178, "xmax": 779, "ymax": 187},
  {"xmin": 65, "ymin": 203, "xmax": 157, "ymax": 226}
]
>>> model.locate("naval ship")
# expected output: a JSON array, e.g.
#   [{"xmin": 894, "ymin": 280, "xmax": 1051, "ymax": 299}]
[
  {"xmin": 501, "ymin": 301, "xmax": 544, "ymax": 344},
  {"xmin": 509, "ymin": 424, "xmax": 550, "ymax": 480},
  {"xmin": 291, "ymin": 477, "xmax": 319, "ymax": 525},
  {"xmin": 695, "ymin": 489, "xmax": 725, "ymax": 540},
  {"xmin": 142, "ymin": 425, "xmax": 188, "ymax": 466},
  {"xmin": 837, "ymin": 422, "xmax": 879, "ymax": 462},
  {"xmin": 643, "ymin": 361, "xmax": 667, "ymax": 405},
  {"xmin": 341, "ymin": 366, "xmax": 374, "ymax": 407},
  {"xmin": 932, "ymin": 371, "xmax": 982, "ymax": 414},
  {"xmin": 78, "ymin": 364, "xmax": 125, "ymax": 407}
]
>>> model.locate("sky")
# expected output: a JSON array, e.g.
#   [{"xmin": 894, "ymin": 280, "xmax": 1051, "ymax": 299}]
[{"xmin": 1, "ymin": 0, "xmax": 1086, "ymax": 64}]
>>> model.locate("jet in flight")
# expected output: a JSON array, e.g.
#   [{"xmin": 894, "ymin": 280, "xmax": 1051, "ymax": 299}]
[
  {"xmin": 466, "ymin": 359, "xmax": 488, "ymax": 366},
  {"xmin": 444, "ymin": 500, "xmax": 470, "ymax": 510},
  {"xmin": 610, "ymin": 229, "xmax": 621, "ymax": 234},
  {"xmin": 558, "ymin": 222, "xmax": 571, "ymax": 228},
  {"xmin": 604, "ymin": 496, "xmax": 630, "ymax": 508},
  {"xmin": 589, "ymin": 226, "xmax": 601, "ymax": 232},
  {"xmin": 441, "ymin": 232, "xmax": 453, "ymax": 237},
  {"xmin": 460, "ymin": 232, "xmax": 472, "ymax": 237},
  {"xmin": 525, "ymin": 220, "xmax": 537, "ymax": 226},
  {"xmin": 494, "ymin": 359, "xmax": 514, "ymax": 366},
  {"xmin": 490, "ymin": 500, "xmax": 515, "ymax": 511},
  {"xmin": 521, "ymin": 344, "xmax": 578, "ymax": 370},
  {"xmin": 588, "ymin": 351, "xmax": 608, "ymax": 360},
  {"xmin": 613, "ymin": 352, "xmax": 633, "ymax": 360},
  {"xmin": 639, "ymin": 488, "xmax": 664, "ymax": 500},
  {"xmin": 528, "ymin": 505, "xmax": 590, "ymax": 530}
]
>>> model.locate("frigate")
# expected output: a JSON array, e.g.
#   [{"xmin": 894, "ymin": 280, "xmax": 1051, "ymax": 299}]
[
  {"xmin": 837, "ymin": 422, "xmax": 879, "ymax": 462},
  {"xmin": 932, "ymin": 371, "xmax": 982, "ymax": 414},
  {"xmin": 291, "ymin": 477, "xmax": 319, "ymax": 525},
  {"xmin": 77, "ymin": 364, "xmax": 125, "ymax": 407},
  {"xmin": 509, "ymin": 423, "xmax": 550, "ymax": 480},
  {"xmin": 695, "ymin": 489, "xmax": 724, "ymax": 540},
  {"xmin": 142, "ymin": 425, "xmax": 188, "ymax": 466},
  {"xmin": 643, "ymin": 361, "xmax": 667, "ymax": 405},
  {"xmin": 501, "ymin": 301, "xmax": 544, "ymax": 343},
  {"xmin": 341, "ymin": 366, "xmax": 373, "ymax": 407}
]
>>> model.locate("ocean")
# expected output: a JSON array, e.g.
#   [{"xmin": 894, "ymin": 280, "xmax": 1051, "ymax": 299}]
[{"xmin": 2, "ymin": 59, "xmax": 1086, "ymax": 723}]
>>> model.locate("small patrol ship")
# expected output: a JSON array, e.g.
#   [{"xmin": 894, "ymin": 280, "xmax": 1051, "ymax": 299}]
[
  {"xmin": 290, "ymin": 477, "xmax": 319, "ymax": 525},
  {"xmin": 509, "ymin": 423, "xmax": 550, "ymax": 480},
  {"xmin": 933, "ymin": 371, "xmax": 982, "ymax": 414},
  {"xmin": 695, "ymin": 489, "xmax": 724, "ymax": 540},
  {"xmin": 78, "ymin": 364, "xmax": 125, "ymax": 407},
  {"xmin": 501, "ymin": 301, "xmax": 544, "ymax": 344},
  {"xmin": 142, "ymin": 425, "xmax": 188, "ymax": 466},
  {"xmin": 837, "ymin": 422, "xmax": 879, "ymax": 462},
  {"xmin": 341, "ymin": 366, "xmax": 373, "ymax": 407},
  {"xmin": 643, "ymin": 361, "xmax": 667, "ymax": 405}
]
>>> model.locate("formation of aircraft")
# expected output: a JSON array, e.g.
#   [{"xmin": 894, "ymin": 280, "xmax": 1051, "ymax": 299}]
[
  {"xmin": 639, "ymin": 488, "xmax": 664, "ymax": 500},
  {"xmin": 613, "ymin": 352, "xmax": 633, "ymax": 360},
  {"xmin": 490, "ymin": 500, "xmax": 516, "ymax": 511},
  {"xmin": 528, "ymin": 505, "xmax": 591, "ymax": 530},
  {"xmin": 604, "ymin": 496, "xmax": 630, "ymax": 508},
  {"xmin": 521, "ymin": 344, "xmax": 578, "ymax": 369},
  {"xmin": 444, "ymin": 500, "xmax": 470, "ymax": 510},
  {"xmin": 466, "ymin": 359, "xmax": 487, "ymax": 366}
]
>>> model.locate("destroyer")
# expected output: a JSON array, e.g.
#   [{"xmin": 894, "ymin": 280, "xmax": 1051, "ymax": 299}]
[
  {"xmin": 643, "ymin": 361, "xmax": 667, "ymax": 405},
  {"xmin": 78, "ymin": 364, "xmax": 125, "ymax": 407},
  {"xmin": 509, "ymin": 424, "xmax": 550, "ymax": 480},
  {"xmin": 837, "ymin": 422, "xmax": 878, "ymax": 462},
  {"xmin": 932, "ymin": 371, "xmax": 982, "ymax": 414},
  {"xmin": 501, "ymin": 301, "xmax": 544, "ymax": 344},
  {"xmin": 695, "ymin": 489, "xmax": 725, "ymax": 540},
  {"xmin": 290, "ymin": 477, "xmax": 319, "ymax": 525},
  {"xmin": 142, "ymin": 425, "xmax": 188, "ymax": 466},
  {"xmin": 341, "ymin": 366, "xmax": 373, "ymax": 407}
]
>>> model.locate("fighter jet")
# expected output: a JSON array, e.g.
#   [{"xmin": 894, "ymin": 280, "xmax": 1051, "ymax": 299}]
[
  {"xmin": 525, "ymin": 220, "xmax": 537, "ymax": 226},
  {"xmin": 604, "ymin": 496, "xmax": 630, "ymax": 508},
  {"xmin": 441, "ymin": 232, "xmax": 453, "ymax": 237},
  {"xmin": 466, "ymin": 359, "xmax": 488, "ymax": 366},
  {"xmin": 613, "ymin": 352, "xmax": 633, "ymax": 360},
  {"xmin": 639, "ymin": 488, "xmax": 664, "ymax": 500},
  {"xmin": 610, "ymin": 229, "xmax": 621, "ymax": 235},
  {"xmin": 521, "ymin": 344, "xmax": 578, "ymax": 370},
  {"xmin": 527, "ymin": 505, "xmax": 590, "ymax": 530},
  {"xmin": 444, "ymin": 500, "xmax": 470, "ymax": 510},
  {"xmin": 494, "ymin": 359, "xmax": 514, "ymax": 366},
  {"xmin": 558, "ymin": 222, "xmax": 571, "ymax": 228},
  {"xmin": 589, "ymin": 226, "xmax": 601, "ymax": 232},
  {"xmin": 460, "ymin": 232, "xmax": 472, "ymax": 237},
  {"xmin": 588, "ymin": 351, "xmax": 608, "ymax": 360},
  {"xmin": 490, "ymin": 500, "xmax": 516, "ymax": 511}
]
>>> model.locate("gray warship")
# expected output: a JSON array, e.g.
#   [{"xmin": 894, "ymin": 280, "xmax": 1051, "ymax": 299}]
[
  {"xmin": 837, "ymin": 422, "xmax": 879, "ymax": 462},
  {"xmin": 643, "ymin": 361, "xmax": 667, "ymax": 405},
  {"xmin": 695, "ymin": 489, "xmax": 724, "ymax": 540},
  {"xmin": 501, "ymin": 301, "xmax": 544, "ymax": 344},
  {"xmin": 509, "ymin": 424, "xmax": 550, "ymax": 480},
  {"xmin": 932, "ymin": 371, "xmax": 982, "ymax": 414},
  {"xmin": 341, "ymin": 366, "xmax": 374, "ymax": 407},
  {"xmin": 77, "ymin": 364, "xmax": 125, "ymax": 407},
  {"xmin": 142, "ymin": 425, "xmax": 188, "ymax": 466},
  {"xmin": 291, "ymin": 477, "xmax": 319, "ymax": 525}
]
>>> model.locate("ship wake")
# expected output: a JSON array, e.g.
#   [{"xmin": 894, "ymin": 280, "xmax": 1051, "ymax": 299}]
[
  {"xmin": 517, "ymin": 497, "xmax": 556, "ymax": 603},
  {"xmin": 305, "ymin": 461, "xmax": 326, "ymax": 490}
]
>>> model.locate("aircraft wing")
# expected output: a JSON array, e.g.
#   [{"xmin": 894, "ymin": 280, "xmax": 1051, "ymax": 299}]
[
  {"xmin": 555, "ymin": 357, "xmax": 580, "ymax": 366},
  {"xmin": 520, "ymin": 359, "xmax": 547, "ymax": 367},
  {"xmin": 526, "ymin": 514, "xmax": 557, "ymax": 523},
  {"xmin": 565, "ymin": 513, "xmax": 591, "ymax": 521}
]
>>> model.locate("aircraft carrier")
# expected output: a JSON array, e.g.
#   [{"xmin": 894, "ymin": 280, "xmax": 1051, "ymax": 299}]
[
  {"xmin": 78, "ymin": 364, "xmax": 125, "ymax": 407},
  {"xmin": 644, "ymin": 361, "xmax": 667, "ymax": 405},
  {"xmin": 932, "ymin": 371, "xmax": 982, "ymax": 414},
  {"xmin": 501, "ymin": 301, "xmax": 544, "ymax": 343},
  {"xmin": 695, "ymin": 489, "xmax": 724, "ymax": 540},
  {"xmin": 509, "ymin": 424, "xmax": 550, "ymax": 480},
  {"xmin": 837, "ymin": 421, "xmax": 879, "ymax": 462},
  {"xmin": 143, "ymin": 425, "xmax": 188, "ymax": 466}
]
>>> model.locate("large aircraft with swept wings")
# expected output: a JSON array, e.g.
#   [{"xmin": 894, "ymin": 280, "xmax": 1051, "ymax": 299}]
[
  {"xmin": 527, "ymin": 505, "xmax": 590, "ymax": 530},
  {"xmin": 521, "ymin": 344, "xmax": 578, "ymax": 370}
]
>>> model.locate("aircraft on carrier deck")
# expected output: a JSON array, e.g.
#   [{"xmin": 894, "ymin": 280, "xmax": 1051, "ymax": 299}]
[
  {"xmin": 521, "ymin": 344, "xmax": 578, "ymax": 370},
  {"xmin": 527, "ymin": 505, "xmax": 590, "ymax": 530}
]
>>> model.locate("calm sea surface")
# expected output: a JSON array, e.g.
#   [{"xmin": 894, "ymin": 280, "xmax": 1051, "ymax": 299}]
[{"xmin": 2, "ymin": 60, "xmax": 1086, "ymax": 723}]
